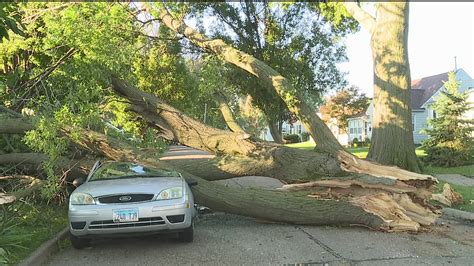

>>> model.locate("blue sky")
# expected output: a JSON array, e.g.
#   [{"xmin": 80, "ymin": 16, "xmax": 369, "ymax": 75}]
[{"xmin": 340, "ymin": 2, "xmax": 474, "ymax": 97}]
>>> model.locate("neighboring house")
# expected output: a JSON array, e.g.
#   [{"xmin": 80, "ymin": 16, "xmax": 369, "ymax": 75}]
[
  {"xmin": 260, "ymin": 114, "xmax": 348, "ymax": 146},
  {"xmin": 260, "ymin": 120, "xmax": 307, "ymax": 142},
  {"xmin": 348, "ymin": 69, "xmax": 474, "ymax": 144},
  {"xmin": 347, "ymin": 102, "xmax": 373, "ymax": 142}
]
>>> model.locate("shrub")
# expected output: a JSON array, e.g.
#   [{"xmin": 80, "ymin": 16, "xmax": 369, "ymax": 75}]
[
  {"xmin": 351, "ymin": 138, "xmax": 359, "ymax": 147},
  {"xmin": 284, "ymin": 134, "xmax": 301, "ymax": 144}
]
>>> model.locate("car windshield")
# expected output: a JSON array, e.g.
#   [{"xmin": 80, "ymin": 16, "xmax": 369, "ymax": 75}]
[{"xmin": 89, "ymin": 162, "xmax": 180, "ymax": 181}]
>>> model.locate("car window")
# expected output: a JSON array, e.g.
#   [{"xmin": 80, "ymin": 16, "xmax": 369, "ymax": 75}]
[{"xmin": 89, "ymin": 163, "xmax": 180, "ymax": 181}]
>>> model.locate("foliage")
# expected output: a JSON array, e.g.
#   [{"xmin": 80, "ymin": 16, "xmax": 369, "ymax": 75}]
[
  {"xmin": 0, "ymin": 3, "xmax": 25, "ymax": 40},
  {"xmin": 421, "ymin": 72, "xmax": 474, "ymax": 167},
  {"xmin": 319, "ymin": 86, "xmax": 370, "ymax": 132},
  {"xmin": 187, "ymin": 2, "xmax": 353, "ymax": 132},
  {"xmin": 0, "ymin": 201, "xmax": 67, "ymax": 264},
  {"xmin": 283, "ymin": 134, "xmax": 301, "ymax": 144}
]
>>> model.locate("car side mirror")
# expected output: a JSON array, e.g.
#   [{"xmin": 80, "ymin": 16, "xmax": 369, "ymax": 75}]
[
  {"xmin": 73, "ymin": 177, "xmax": 85, "ymax": 187},
  {"xmin": 186, "ymin": 179, "xmax": 198, "ymax": 187}
]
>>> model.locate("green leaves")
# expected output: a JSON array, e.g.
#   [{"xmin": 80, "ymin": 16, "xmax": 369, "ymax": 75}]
[{"xmin": 422, "ymin": 72, "xmax": 474, "ymax": 167}]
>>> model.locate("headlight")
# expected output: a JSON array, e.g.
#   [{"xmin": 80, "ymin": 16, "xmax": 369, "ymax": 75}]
[
  {"xmin": 156, "ymin": 187, "xmax": 183, "ymax": 200},
  {"xmin": 70, "ymin": 193, "xmax": 96, "ymax": 205}
]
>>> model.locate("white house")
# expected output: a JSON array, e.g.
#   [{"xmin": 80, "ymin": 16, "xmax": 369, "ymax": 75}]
[
  {"xmin": 260, "ymin": 114, "xmax": 349, "ymax": 146},
  {"xmin": 348, "ymin": 69, "xmax": 474, "ymax": 144},
  {"xmin": 347, "ymin": 102, "xmax": 373, "ymax": 142}
]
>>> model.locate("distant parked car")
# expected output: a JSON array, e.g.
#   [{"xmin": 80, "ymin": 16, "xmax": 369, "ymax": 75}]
[{"xmin": 68, "ymin": 161, "xmax": 197, "ymax": 249}]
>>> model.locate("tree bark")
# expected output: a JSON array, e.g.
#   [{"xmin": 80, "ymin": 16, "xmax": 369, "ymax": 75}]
[
  {"xmin": 343, "ymin": 3, "xmax": 421, "ymax": 172},
  {"xmin": 110, "ymin": 77, "xmax": 256, "ymax": 156},
  {"xmin": 0, "ymin": 152, "xmax": 93, "ymax": 179},
  {"xmin": 267, "ymin": 117, "xmax": 283, "ymax": 143},
  {"xmin": 214, "ymin": 92, "xmax": 245, "ymax": 133},
  {"xmin": 0, "ymin": 118, "xmax": 34, "ymax": 134}
]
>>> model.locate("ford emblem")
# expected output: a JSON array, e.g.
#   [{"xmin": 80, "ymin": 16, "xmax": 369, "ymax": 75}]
[{"xmin": 119, "ymin": 195, "xmax": 132, "ymax": 202}]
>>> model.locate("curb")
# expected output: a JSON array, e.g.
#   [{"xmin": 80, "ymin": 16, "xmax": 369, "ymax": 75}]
[
  {"xmin": 18, "ymin": 227, "xmax": 69, "ymax": 266},
  {"xmin": 442, "ymin": 208, "xmax": 474, "ymax": 223}
]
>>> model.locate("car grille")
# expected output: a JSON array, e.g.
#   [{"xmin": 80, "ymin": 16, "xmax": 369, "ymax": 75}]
[
  {"xmin": 88, "ymin": 216, "xmax": 165, "ymax": 230},
  {"xmin": 97, "ymin": 194, "xmax": 154, "ymax": 204}
]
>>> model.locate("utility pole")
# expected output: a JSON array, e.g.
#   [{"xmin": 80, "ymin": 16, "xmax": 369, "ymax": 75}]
[
  {"xmin": 454, "ymin": 56, "xmax": 457, "ymax": 71},
  {"xmin": 203, "ymin": 103, "xmax": 208, "ymax": 124}
]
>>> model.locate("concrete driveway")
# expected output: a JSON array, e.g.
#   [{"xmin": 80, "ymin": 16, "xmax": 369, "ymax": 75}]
[{"xmin": 47, "ymin": 146, "xmax": 474, "ymax": 265}]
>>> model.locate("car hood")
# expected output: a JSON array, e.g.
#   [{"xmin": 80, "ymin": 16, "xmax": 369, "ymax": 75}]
[{"xmin": 74, "ymin": 177, "xmax": 184, "ymax": 197}]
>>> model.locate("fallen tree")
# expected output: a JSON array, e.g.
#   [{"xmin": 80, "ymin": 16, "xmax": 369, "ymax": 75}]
[
  {"xmin": 0, "ymin": 108, "xmax": 443, "ymax": 231},
  {"xmin": 65, "ymin": 126, "xmax": 440, "ymax": 232}
]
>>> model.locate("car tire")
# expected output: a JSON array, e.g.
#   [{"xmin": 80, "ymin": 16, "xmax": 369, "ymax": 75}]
[
  {"xmin": 178, "ymin": 220, "xmax": 194, "ymax": 243},
  {"xmin": 70, "ymin": 232, "xmax": 91, "ymax": 249}
]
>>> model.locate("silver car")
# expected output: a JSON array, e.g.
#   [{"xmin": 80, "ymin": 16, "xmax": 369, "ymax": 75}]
[{"xmin": 68, "ymin": 161, "xmax": 197, "ymax": 249}]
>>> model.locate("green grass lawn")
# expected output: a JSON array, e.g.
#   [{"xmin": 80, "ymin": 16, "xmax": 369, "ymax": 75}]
[
  {"xmin": 285, "ymin": 141, "xmax": 474, "ymax": 176},
  {"xmin": 1, "ymin": 204, "xmax": 68, "ymax": 264}
]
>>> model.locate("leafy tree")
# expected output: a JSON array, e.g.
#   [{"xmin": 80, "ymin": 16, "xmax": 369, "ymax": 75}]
[
  {"xmin": 319, "ymin": 86, "xmax": 369, "ymax": 132},
  {"xmin": 188, "ymin": 2, "xmax": 353, "ymax": 142},
  {"xmin": 421, "ymin": 72, "xmax": 474, "ymax": 167}
]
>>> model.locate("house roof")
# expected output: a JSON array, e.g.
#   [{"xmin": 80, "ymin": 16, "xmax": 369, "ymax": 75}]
[
  {"xmin": 347, "ymin": 112, "xmax": 367, "ymax": 119},
  {"xmin": 411, "ymin": 71, "xmax": 451, "ymax": 109}
]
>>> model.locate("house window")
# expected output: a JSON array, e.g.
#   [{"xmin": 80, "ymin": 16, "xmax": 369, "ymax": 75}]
[
  {"xmin": 358, "ymin": 128, "xmax": 362, "ymax": 134},
  {"xmin": 297, "ymin": 125, "xmax": 302, "ymax": 134},
  {"xmin": 432, "ymin": 110, "xmax": 437, "ymax": 119}
]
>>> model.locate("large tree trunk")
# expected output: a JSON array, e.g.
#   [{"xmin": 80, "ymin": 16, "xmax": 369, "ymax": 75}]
[
  {"xmin": 0, "ymin": 118, "xmax": 33, "ymax": 134},
  {"xmin": 214, "ymin": 92, "xmax": 245, "ymax": 133},
  {"xmin": 344, "ymin": 3, "xmax": 420, "ymax": 172},
  {"xmin": 368, "ymin": 3, "xmax": 420, "ymax": 172},
  {"xmin": 267, "ymin": 117, "xmax": 283, "ymax": 143}
]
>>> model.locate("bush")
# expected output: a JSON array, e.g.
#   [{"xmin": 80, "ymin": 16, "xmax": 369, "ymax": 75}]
[
  {"xmin": 422, "ymin": 146, "xmax": 474, "ymax": 167},
  {"xmin": 351, "ymin": 138, "xmax": 359, "ymax": 147},
  {"xmin": 284, "ymin": 134, "xmax": 301, "ymax": 144}
]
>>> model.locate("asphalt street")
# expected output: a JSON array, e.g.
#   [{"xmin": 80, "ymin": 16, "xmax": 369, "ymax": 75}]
[{"xmin": 47, "ymin": 212, "xmax": 474, "ymax": 265}]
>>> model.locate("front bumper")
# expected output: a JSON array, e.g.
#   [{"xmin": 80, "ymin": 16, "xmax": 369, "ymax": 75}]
[{"xmin": 69, "ymin": 198, "xmax": 195, "ymax": 237}]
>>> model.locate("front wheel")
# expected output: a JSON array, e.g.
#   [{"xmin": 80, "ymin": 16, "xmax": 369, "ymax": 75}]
[
  {"xmin": 70, "ymin": 232, "xmax": 91, "ymax": 249},
  {"xmin": 178, "ymin": 220, "xmax": 194, "ymax": 243}
]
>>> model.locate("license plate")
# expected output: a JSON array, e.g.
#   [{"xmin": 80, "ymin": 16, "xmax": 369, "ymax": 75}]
[{"xmin": 113, "ymin": 209, "xmax": 138, "ymax": 223}]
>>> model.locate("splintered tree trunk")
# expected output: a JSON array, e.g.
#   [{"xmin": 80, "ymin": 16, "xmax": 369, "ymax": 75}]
[
  {"xmin": 214, "ymin": 93, "xmax": 246, "ymax": 133},
  {"xmin": 367, "ymin": 3, "xmax": 420, "ymax": 172}
]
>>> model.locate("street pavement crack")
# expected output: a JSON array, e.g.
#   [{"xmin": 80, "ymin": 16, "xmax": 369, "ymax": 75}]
[{"xmin": 295, "ymin": 226, "xmax": 343, "ymax": 259}]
